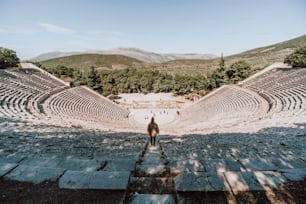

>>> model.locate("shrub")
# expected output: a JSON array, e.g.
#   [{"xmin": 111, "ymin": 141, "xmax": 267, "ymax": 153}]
[{"xmin": 284, "ymin": 46, "xmax": 306, "ymax": 67}]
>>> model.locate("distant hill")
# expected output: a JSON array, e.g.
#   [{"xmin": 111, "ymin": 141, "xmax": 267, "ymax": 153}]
[
  {"xmin": 163, "ymin": 34, "xmax": 306, "ymax": 76},
  {"xmin": 38, "ymin": 34, "xmax": 306, "ymax": 76},
  {"xmin": 30, "ymin": 47, "xmax": 217, "ymax": 63},
  {"xmin": 40, "ymin": 54, "xmax": 143, "ymax": 70}
]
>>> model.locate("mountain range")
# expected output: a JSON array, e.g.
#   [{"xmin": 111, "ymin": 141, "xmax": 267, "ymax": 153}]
[
  {"xmin": 37, "ymin": 34, "xmax": 306, "ymax": 76},
  {"xmin": 30, "ymin": 47, "xmax": 217, "ymax": 63}
]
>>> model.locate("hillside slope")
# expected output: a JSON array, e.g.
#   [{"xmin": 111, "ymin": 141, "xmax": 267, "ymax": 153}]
[
  {"xmin": 40, "ymin": 54, "xmax": 143, "ymax": 70},
  {"xmin": 31, "ymin": 47, "xmax": 217, "ymax": 63},
  {"xmin": 39, "ymin": 34, "xmax": 306, "ymax": 76},
  {"xmin": 162, "ymin": 34, "xmax": 306, "ymax": 75}
]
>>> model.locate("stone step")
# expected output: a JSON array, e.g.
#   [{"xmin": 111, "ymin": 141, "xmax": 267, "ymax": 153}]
[
  {"xmin": 129, "ymin": 176, "xmax": 175, "ymax": 194},
  {"xmin": 59, "ymin": 170, "xmax": 131, "ymax": 190},
  {"xmin": 147, "ymin": 145, "xmax": 161, "ymax": 152},
  {"xmin": 140, "ymin": 156, "xmax": 167, "ymax": 166},
  {"xmin": 174, "ymin": 172, "xmax": 229, "ymax": 192},
  {"xmin": 175, "ymin": 170, "xmax": 290, "ymax": 193},
  {"xmin": 5, "ymin": 164, "xmax": 64, "ymax": 184},
  {"xmin": 280, "ymin": 168, "xmax": 306, "ymax": 181},
  {"xmin": 20, "ymin": 157, "xmax": 104, "ymax": 172},
  {"xmin": 135, "ymin": 164, "xmax": 170, "ymax": 177},
  {"xmin": 0, "ymin": 162, "xmax": 18, "ymax": 177},
  {"xmin": 102, "ymin": 159, "xmax": 136, "ymax": 172},
  {"xmin": 130, "ymin": 194, "xmax": 175, "ymax": 204}
]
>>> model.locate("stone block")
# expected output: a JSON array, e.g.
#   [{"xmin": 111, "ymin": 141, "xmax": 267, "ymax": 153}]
[
  {"xmin": 269, "ymin": 158, "xmax": 306, "ymax": 169},
  {"xmin": 0, "ymin": 162, "xmax": 17, "ymax": 177},
  {"xmin": 201, "ymin": 159, "xmax": 242, "ymax": 172},
  {"xmin": 21, "ymin": 157, "xmax": 103, "ymax": 172},
  {"xmin": 239, "ymin": 158, "xmax": 278, "ymax": 171},
  {"xmin": 59, "ymin": 170, "xmax": 130, "ymax": 190},
  {"xmin": 174, "ymin": 172, "xmax": 228, "ymax": 192},
  {"xmin": 0, "ymin": 156, "xmax": 24, "ymax": 163},
  {"xmin": 5, "ymin": 164, "xmax": 64, "ymax": 184},
  {"xmin": 224, "ymin": 171, "xmax": 264, "ymax": 192},
  {"xmin": 169, "ymin": 159, "xmax": 205, "ymax": 173},
  {"xmin": 280, "ymin": 168, "xmax": 306, "ymax": 181},
  {"xmin": 254, "ymin": 171, "xmax": 287, "ymax": 189},
  {"xmin": 103, "ymin": 159, "xmax": 135, "ymax": 171},
  {"xmin": 136, "ymin": 164, "xmax": 168, "ymax": 177}
]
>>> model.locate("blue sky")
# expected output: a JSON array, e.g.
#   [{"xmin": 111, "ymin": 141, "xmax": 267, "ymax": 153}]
[{"xmin": 1, "ymin": 0, "xmax": 306, "ymax": 59}]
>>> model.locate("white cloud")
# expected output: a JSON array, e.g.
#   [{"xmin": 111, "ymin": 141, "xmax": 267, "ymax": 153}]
[
  {"xmin": 39, "ymin": 23, "xmax": 76, "ymax": 34},
  {"xmin": 0, "ymin": 27, "xmax": 35, "ymax": 35},
  {"xmin": 87, "ymin": 30, "xmax": 122, "ymax": 36}
]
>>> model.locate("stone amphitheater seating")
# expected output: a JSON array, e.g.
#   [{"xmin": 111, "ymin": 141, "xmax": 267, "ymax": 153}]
[
  {"xmin": 1, "ymin": 63, "xmax": 306, "ymax": 203},
  {"xmin": 179, "ymin": 84, "xmax": 269, "ymax": 127},
  {"xmin": 176, "ymin": 64, "xmax": 305, "ymax": 132},
  {"xmin": 241, "ymin": 67, "xmax": 306, "ymax": 117},
  {"xmin": 0, "ymin": 64, "xmax": 130, "ymax": 130},
  {"xmin": 43, "ymin": 86, "xmax": 130, "ymax": 128},
  {"xmin": 0, "ymin": 68, "xmax": 67, "ymax": 120},
  {"xmin": 1, "ymin": 63, "xmax": 305, "ymax": 133}
]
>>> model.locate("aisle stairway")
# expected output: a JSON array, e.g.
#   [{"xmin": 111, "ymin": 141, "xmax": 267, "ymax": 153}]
[{"xmin": 124, "ymin": 141, "xmax": 177, "ymax": 204}]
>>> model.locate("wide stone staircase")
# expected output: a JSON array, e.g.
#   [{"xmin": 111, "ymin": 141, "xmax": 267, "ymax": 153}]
[{"xmin": 124, "ymin": 141, "xmax": 177, "ymax": 204}]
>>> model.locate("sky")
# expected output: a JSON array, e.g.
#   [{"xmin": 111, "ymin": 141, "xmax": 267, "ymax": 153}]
[{"xmin": 0, "ymin": 0, "xmax": 306, "ymax": 60}]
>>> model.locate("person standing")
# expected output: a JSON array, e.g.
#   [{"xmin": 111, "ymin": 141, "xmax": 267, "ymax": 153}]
[{"xmin": 147, "ymin": 117, "xmax": 159, "ymax": 146}]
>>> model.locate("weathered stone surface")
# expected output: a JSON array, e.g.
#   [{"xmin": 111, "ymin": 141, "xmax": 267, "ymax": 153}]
[
  {"xmin": 0, "ymin": 162, "xmax": 17, "ymax": 177},
  {"xmin": 201, "ymin": 159, "xmax": 242, "ymax": 172},
  {"xmin": 5, "ymin": 164, "xmax": 64, "ymax": 184},
  {"xmin": 103, "ymin": 159, "xmax": 135, "ymax": 171},
  {"xmin": 131, "ymin": 194, "xmax": 175, "ymax": 204},
  {"xmin": 205, "ymin": 172, "xmax": 229, "ymax": 191},
  {"xmin": 59, "ymin": 170, "xmax": 131, "ymax": 189},
  {"xmin": 239, "ymin": 158, "xmax": 278, "ymax": 171},
  {"xmin": 136, "ymin": 164, "xmax": 168, "ymax": 177},
  {"xmin": 280, "ymin": 168, "xmax": 306, "ymax": 181},
  {"xmin": 254, "ymin": 171, "xmax": 287, "ymax": 189},
  {"xmin": 20, "ymin": 157, "xmax": 102, "ymax": 172},
  {"xmin": 224, "ymin": 171, "xmax": 264, "ymax": 192},
  {"xmin": 20, "ymin": 157, "xmax": 60, "ymax": 168},
  {"xmin": 58, "ymin": 158, "xmax": 102, "ymax": 172},
  {"xmin": 0, "ymin": 156, "xmax": 24, "ymax": 163},
  {"xmin": 274, "ymin": 158, "xmax": 306, "ymax": 169},
  {"xmin": 174, "ymin": 172, "xmax": 228, "ymax": 192},
  {"xmin": 169, "ymin": 159, "xmax": 205, "ymax": 173},
  {"xmin": 129, "ymin": 177, "xmax": 174, "ymax": 194},
  {"xmin": 141, "ymin": 154, "xmax": 163, "ymax": 165}
]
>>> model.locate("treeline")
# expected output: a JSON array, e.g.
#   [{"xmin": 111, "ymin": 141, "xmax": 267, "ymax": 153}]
[{"xmin": 34, "ymin": 57, "xmax": 254, "ymax": 97}]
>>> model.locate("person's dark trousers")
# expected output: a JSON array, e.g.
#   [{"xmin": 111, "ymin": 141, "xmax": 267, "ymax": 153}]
[{"xmin": 150, "ymin": 136, "xmax": 156, "ymax": 146}]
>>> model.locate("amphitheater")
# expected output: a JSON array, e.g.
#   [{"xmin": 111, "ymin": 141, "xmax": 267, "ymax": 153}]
[{"xmin": 0, "ymin": 62, "xmax": 305, "ymax": 203}]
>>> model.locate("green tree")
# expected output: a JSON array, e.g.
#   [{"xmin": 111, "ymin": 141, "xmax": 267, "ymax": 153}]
[
  {"xmin": 0, "ymin": 47, "xmax": 20, "ymax": 69},
  {"xmin": 73, "ymin": 70, "xmax": 86, "ymax": 86},
  {"xmin": 86, "ymin": 67, "xmax": 102, "ymax": 93},
  {"xmin": 284, "ymin": 46, "xmax": 306, "ymax": 67},
  {"xmin": 226, "ymin": 60, "xmax": 251, "ymax": 83},
  {"xmin": 219, "ymin": 52, "xmax": 225, "ymax": 71}
]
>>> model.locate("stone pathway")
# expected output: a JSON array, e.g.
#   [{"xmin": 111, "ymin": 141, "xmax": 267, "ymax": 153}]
[{"xmin": 124, "ymin": 142, "xmax": 177, "ymax": 204}]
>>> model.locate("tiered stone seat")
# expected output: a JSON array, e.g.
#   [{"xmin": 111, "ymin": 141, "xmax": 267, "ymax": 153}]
[
  {"xmin": 178, "ymin": 85, "xmax": 269, "ymax": 128},
  {"xmin": 43, "ymin": 86, "xmax": 130, "ymax": 128},
  {"xmin": 173, "ymin": 65, "xmax": 305, "ymax": 133},
  {"xmin": 159, "ymin": 130, "xmax": 306, "ymax": 202},
  {"xmin": 0, "ymin": 119, "xmax": 146, "ymax": 188},
  {"xmin": 0, "ymin": 68, "xmax": 67, "ymax": 121},
  {"xmin": 241, "ymin": 67, "xmax": 306, "ymax": 118}
]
